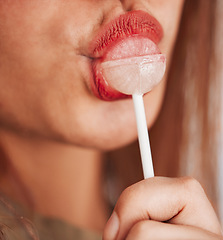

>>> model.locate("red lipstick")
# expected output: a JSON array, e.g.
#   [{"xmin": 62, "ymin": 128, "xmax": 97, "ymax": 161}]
[{"xmin": 90, "ymin": 10, "xmax": 164, "ymax": 101}]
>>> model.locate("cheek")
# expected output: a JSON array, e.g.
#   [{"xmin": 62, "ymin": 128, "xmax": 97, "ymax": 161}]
[
  {"xmin": 0, "ymin": 1, "xmax": 104, "ymax": 145},
  {"xmin": 156, "ymin": 0, "xmax": 185, "ymax": 55},
  {"xmin": 0, "ymin": 5, "xmax": 85, "ymax": 133}
]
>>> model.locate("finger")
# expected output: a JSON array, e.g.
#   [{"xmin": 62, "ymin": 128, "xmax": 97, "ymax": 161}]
[
  {"xmin": 108, "ymin": 177, "xmax": 221, "ymax": 240},
  {"xmin": 126, "ymin": 220, "xmax": 223, "ymax": 240}
]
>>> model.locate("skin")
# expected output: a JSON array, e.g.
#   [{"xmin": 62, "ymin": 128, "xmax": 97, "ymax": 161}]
[
  {"xmin": 103, "ymin": 177, "xmax": 223, "ymax": 240},
  {"xmin": 0, "ymin": 0, "xmax": 222, "ymax": 239}
]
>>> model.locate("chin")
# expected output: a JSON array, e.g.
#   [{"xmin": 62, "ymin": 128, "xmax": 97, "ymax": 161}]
[{"xmin": 53, "ymin": 122, "xmax": 138, "ymax": 151}]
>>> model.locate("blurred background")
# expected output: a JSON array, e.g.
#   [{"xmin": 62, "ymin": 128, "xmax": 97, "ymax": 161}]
[{"xmin": 217, "ymin": 0, "xmax": 223, "ymax": 225}]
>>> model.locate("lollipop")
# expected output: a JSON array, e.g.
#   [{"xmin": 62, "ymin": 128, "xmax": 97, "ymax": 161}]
[{"xmin": 100, "ymin": 47, "xmax": 166, "ymax": 178}]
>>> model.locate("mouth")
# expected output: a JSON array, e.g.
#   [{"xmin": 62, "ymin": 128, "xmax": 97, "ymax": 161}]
[{"xmin": 90, "ymin": 10, "xmax": 164, "ymax": 101}]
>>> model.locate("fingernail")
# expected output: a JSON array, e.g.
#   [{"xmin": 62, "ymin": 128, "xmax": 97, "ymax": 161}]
[{"xmin": 103, "ymin": 211, "xmax": 119, "ymax": 240}]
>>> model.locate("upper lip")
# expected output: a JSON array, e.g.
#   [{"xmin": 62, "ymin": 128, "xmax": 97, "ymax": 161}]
[{"xmin": 90, "ymin": 10, "xmax": 164, "ymax": 59}]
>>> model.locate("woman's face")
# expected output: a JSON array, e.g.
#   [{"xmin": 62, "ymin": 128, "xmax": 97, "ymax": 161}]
[{"xmin": 0, "ymin": 0, "xmax": 184, "ymax": 150}]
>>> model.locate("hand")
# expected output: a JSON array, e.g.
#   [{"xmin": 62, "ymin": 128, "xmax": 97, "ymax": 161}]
[{"xmin": 103, "ymin": 177, "xmax": 223, "ymax": 240}]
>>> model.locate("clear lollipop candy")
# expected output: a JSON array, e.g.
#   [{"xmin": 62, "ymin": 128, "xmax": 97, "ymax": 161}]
[{"xmin": 101, "ymin": 54, "xmax": 166, "ymax": 95}]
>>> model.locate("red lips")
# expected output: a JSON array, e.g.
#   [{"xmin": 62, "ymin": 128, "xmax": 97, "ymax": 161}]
[{"xmin": 90, "ymin": 10, "xmax": 164, "ymax": 101}]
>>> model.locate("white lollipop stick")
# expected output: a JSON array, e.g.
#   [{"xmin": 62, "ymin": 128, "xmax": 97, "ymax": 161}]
[{"xmin": 133, "ymin": 94, "xmax": 154, "ymax": 178}]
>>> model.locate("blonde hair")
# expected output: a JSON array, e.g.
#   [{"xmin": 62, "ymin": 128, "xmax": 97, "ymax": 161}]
[{"xmin": 152, "ymin": 0, "xmax": 222, "ymax": 208}]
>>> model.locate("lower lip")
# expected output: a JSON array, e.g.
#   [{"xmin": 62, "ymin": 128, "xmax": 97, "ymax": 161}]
[{"xmin": 91, "ymin": 36, "xmax": 161, "ymax": 101}]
